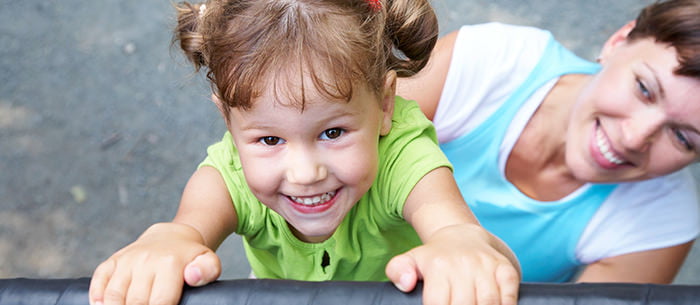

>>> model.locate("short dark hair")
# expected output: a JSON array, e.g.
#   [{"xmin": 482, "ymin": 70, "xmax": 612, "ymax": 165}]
[{"xmin": 628, "ymin": 0, "xmax": 700, "ymax": 77}]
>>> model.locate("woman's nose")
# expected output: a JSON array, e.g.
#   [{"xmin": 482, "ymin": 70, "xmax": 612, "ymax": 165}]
[{"xmin": 620, "ymin": 108, "xmax": 665, "ymax": 152}]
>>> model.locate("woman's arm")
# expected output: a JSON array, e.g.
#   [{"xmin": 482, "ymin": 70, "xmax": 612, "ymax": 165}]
[
  {"xmin": 576, "ymin": 241, "xmax": 694, "ymax": 284},
  {"xmin": 396, "ymin": 31, "xmax": 458, "ymax": 120},
  {"xmin": 385, "ymin": 166, "xmax": 521, "ymax": 305}
]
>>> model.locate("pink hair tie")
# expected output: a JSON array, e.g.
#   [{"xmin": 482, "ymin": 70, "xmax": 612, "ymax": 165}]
[{"xmin": 366, "ymin": 0, "xmax": 381, "ymax": 11}]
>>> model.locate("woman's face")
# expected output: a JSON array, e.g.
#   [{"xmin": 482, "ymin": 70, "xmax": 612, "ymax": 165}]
[{"xmin": 566, "ymin": 32, "xmax": 700, "ymax": 183}]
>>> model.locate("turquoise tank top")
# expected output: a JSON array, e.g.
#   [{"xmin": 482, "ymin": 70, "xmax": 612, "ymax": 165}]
[{"xmin": 440, "ymin": 37, "xmax": 617, "ymax": 282}]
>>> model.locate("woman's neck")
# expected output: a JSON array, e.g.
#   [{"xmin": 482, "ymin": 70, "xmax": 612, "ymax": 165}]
[{"xmin": 505, "ymin": 74, "xmax": 592, "ymax": 201}]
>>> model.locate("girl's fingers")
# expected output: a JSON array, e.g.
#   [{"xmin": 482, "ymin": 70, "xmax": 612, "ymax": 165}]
[
  {"xmin": 184, "ymin": 251, "xmax": 222, "ymax": 287},
  {"xmin": 385, "ymin": 253, "xmax": 420, "ymax": 292},
  {"xmin": 150, "ymin": 268, "xmax": 185, "ymax": 305},
  {"xmin": 89, "ymin": 259, "xmax": 115, "ymax": 305},
  {"xmin": 101, "ymin": 266, "xmax": 133, "ymax": 305},
  {"xmin": 496, "ymin": 264, "xmax": 520, "ymax": 305},
  {"xmin": 474, "ymin": 273, "xmax": 499, "ymax": 305},
  {"xmin": 124, "ymin": 270, "xmax": 154, "ymax": 305},
  {"xmin": 421, "ymin": 269, "xmax": 453, "ymax": 305}
]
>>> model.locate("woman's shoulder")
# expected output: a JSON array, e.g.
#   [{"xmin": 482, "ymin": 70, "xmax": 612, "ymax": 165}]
[
  {"xmin": 453, "ymin": 22, "xmax": 552, "ymax": 54},
  {"xmin": 433, "ymin": 23, "xmax": 555, "ymax": 143},
  {"xmin": 450, "ymin": 22, "xmax": 553, "ymax": 78},
  {"xmin": 456, "ymin": 22, "xmax": 551, "ymax": 40}
]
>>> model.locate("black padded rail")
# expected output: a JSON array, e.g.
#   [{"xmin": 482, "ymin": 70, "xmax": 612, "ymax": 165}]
[{"xmin": 1, "ymin": 278, "xmax": 700, "ymax": 305}]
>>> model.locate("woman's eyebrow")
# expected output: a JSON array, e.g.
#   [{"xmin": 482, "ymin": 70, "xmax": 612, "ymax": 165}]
[{"xmin": 644, "ymin": 62, "xmax": 666, "ymax": 100}]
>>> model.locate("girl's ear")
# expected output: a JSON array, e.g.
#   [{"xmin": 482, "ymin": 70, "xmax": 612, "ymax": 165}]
[
  {"xmin": 380, "ymin": 71, "xmax": 397, "ymax": 136},
  {"xmin": 211, "ymin": 93, "xmax": 230, "ymax": 122},
  {"xmin": 599, "ymin": 21, "xmax": 637, "ymax": 63}
]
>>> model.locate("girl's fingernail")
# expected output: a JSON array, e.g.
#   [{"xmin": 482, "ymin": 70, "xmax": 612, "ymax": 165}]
[
  {"xmin": 185, "ymin": 266, "xmax": 204, "ymax": 286},
  {"xmin": 394, "ymin": 273, "xmax": 410, "ymax": 292}
]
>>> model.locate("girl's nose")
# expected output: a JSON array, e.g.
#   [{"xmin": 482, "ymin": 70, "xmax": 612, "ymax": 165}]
[
  {"xmin": 620, "ymin": 108, "xmax": 665, "ymax": 152},
  {"xmin": 285, "ymin": 148, "xmax": 328, "ymax": 185}
]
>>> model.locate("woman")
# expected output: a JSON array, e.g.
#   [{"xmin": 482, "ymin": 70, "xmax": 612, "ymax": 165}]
[{"xmin": 398, "ymin": 0, "xmax": 700, "ymax": 283}]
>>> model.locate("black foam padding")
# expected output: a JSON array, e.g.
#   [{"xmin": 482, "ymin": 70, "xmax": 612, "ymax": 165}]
[{"xmin": 1, "ymin": 278, "xmax": 699, "ymax": 305}]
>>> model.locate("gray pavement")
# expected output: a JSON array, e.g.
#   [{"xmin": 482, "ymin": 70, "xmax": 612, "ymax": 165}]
[{"xmin": 2, "ymin": 0, "xmax": 699, "ymax": 284}]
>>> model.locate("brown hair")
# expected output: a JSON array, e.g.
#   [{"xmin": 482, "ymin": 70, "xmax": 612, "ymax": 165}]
[
  {"xmin": 628, "ymin": 0, "xmax": 700, "ymax": 77},
  {"xmin": 173, "ymin": 0, "xmax": 438, "ymax": 115}
]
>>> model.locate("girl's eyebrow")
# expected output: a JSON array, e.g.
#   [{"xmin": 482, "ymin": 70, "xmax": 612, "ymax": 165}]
[
  {"xmin": 236, "ymin": 119, "xmax": 278, "ymax": 131},
  {"xmin": 239, "ymin": 124, "xmax": 273, "ymax": 131},
  {"xmin": 237, "ymin": 107, "xmax": 359, "ymax": 131}
]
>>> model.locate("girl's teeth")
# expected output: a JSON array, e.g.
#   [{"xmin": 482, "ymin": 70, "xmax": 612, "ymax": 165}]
[
  {"xmin": 290, "ymin": 191, "xmax": 336, "ymax": 206},
  {"xmin": 596, "ymin": 128, "xmax": 624, "ymax": 165}
]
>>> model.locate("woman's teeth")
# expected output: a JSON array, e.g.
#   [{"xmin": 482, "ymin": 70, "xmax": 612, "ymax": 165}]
[
  {"xmin": 596, "ymin": 127, "xmax": 624, "ymax": 165},
  {"xmin": 290, "ymin": 191, "xmax": 336, "ymax": 206}
]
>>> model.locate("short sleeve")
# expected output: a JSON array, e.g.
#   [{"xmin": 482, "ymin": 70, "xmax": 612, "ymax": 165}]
[
  {"xmin": 198, "ymin": 132, "xmax": 266, "ymax": 236},
  {"xmin": 372, "ymin": 97, "xmax": 453, "ymax": 223},
  {"xmin": 434, "ymin": 23, "xmax": 551, "ymax": 143},
  {"xmin": 576, "ymin": 168, "xmax": 700, "ymax": 263}
]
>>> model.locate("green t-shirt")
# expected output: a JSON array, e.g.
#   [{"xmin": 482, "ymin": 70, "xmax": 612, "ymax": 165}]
[{"xmin": 199, "ymin": 97, "xmax": 452, "ymax": 281}]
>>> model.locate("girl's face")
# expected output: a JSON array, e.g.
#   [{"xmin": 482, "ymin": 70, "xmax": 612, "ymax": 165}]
[
  {"xmin": 566, "ymin": 24, "xmax": 700, "ymax": 183},
  {"xmin": 224, "ymin": 74, "xmax": 395, "ymax": 243}
]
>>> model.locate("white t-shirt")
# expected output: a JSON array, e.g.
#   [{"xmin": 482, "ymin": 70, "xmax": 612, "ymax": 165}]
[{"xmin": 434, "ymin": 22, "xmax": 700, "ymax": 264}]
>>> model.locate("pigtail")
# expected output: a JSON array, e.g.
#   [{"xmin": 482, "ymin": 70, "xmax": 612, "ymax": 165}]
[
  {"xmin": 382, "ymin": 0, "xmax": 438, "ymax": 77},
  {"xmin": 173, "ymin": 1, "xmax": 208, "ymax": 70}
]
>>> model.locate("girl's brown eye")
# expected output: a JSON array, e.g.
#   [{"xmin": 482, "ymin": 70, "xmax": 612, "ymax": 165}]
[
  {"xmin": 321, "ymin": 128, "xmax": 344, "ymax": 140},
  {"xmin": 260, "ymin": 136, "xmax": 282, "ymax": 145}
]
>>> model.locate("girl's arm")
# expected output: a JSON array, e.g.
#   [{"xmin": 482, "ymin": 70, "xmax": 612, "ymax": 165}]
[
  {"xmin": 385, "ymin": 166, "xmax": 521, "ymax": 305},
  {"xmin": 396, "ymin": 30, "xmax": 458, "ymax": 120},
  {"xmin": 174, "ymin": 166, "xmax": 238, "ymax": 251},
  {"xmin": 576, "ymin": 241, "xmax": 693, "ymax": 283},
  {"xmin": 89, "ymin": 166, "xmax": 238, "ymax": 305}
]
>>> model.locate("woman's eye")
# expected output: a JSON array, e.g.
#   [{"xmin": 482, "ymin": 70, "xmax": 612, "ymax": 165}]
[
  {"xmin": 320, "ymin": 128, "xmax": 344, "ymax": 140},
  {"xmin": 637, "ymin": 79, "xmax": 651, "ymax": 100},
  {"xmin": 259, "ymin": 136, "xmax": 284, "ymax": 146},
  {"xmin": 672, "ymin": 128, "xmax": 693, "ymax": 151}
]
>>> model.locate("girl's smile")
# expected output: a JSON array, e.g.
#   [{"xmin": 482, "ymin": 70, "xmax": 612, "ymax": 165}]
[{"xmin": 287, "ymin": 189, "xmax": 339, "ymax": 214}]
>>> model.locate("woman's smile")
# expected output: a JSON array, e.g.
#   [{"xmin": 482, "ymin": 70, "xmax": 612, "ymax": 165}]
[{"xmin": 591, "ymin": 120, "xmax": 629, "ymax": 169}]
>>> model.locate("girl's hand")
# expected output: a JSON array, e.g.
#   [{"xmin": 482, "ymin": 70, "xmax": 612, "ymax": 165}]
[
  {"xmin": 385, "ymin": 223, "xmax": 520, "ymax": 305},
  {"xmin": 89, "ymin": 222, "xmax": 221, "ymax": 305},
  {"xmin": 394, "ymin": 167, "xmax": 521, "ymax": 304}
]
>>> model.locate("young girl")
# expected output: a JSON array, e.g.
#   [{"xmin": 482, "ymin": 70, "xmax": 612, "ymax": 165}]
[
  {"xmin": 88, "ymin": 1, "xmax": 520, "ymax": 305},
  {"xmin": 398, "ymin": 0, "xmax": 700, "ymax": 283}
]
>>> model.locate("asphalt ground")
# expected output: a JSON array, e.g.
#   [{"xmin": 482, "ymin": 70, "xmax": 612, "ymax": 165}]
[{"xmin": 3, "ymin": 0, "xmax": 699, "ymax": 284}]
